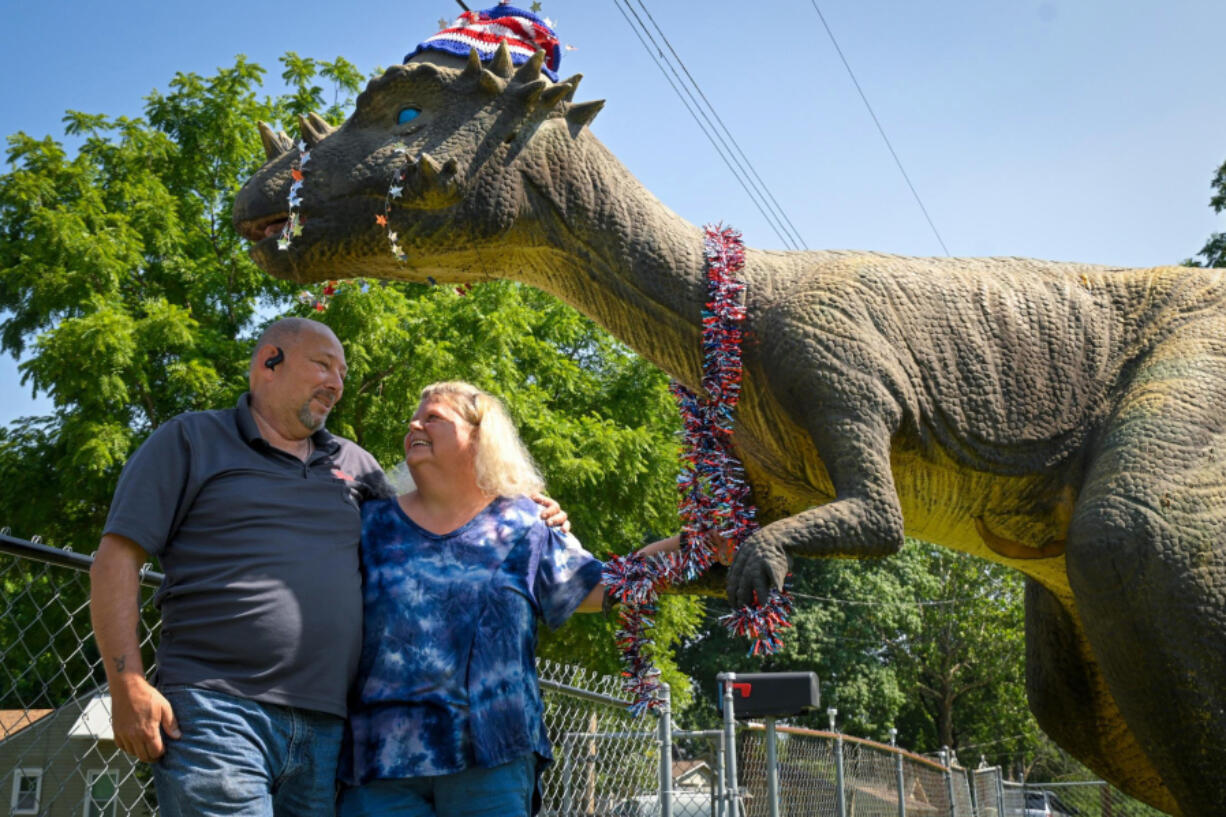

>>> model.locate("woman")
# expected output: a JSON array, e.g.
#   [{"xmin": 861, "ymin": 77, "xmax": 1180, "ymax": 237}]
[{"xmin": 337, "ymin": 381, "xmax": 680, "ymax": 817}]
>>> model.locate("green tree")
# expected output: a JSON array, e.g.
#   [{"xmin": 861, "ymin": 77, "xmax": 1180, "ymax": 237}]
[
  {"xmin": 1188, "ymin": 158, "xmax": 1225, "ymax": 268},
  {"xmin": 675, "ymin": 542, "xmax": 1039, "ymax": 767},
  {"xmin": 880, "ymin": 545, "xmax": 1036, "ymax": 766},
  {"xmin": 0, "ymin": 55, "xmax": 701, "ymax": 705}
]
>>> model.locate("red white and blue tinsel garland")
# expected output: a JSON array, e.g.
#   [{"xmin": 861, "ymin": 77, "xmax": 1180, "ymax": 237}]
[{"xmin": 601, "ymin": 225, "xmax": 793, "ymax": 714}]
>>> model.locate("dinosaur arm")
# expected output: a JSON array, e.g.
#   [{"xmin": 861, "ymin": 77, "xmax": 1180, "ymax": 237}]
[{"xmin": 727, "ymin": 407, "xmax": 905, "ymax": 607}]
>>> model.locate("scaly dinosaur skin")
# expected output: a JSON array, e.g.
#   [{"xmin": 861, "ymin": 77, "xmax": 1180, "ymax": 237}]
[{"xmin": 234, "ymin": 46, "xmax": 1226, "ymax": 815}]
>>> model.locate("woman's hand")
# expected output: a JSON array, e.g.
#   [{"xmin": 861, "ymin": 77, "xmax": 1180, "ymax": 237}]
[{"xmin": 531, "ymin": 493, "xmax": 570, "ymax": 533}]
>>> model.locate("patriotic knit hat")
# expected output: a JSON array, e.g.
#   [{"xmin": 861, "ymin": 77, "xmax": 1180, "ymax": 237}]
[{"xmin": 406, "ymin": 4, "xmax": 562, "ymax": 81}]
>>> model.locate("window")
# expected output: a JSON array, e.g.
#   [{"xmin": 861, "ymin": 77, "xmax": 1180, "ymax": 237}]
[
  {"xmin": 83, "ymin": 770, "xmax": 118, "ymax": 817},
  {"xmin": 10, "ymin": 768, "xmax": 42, "ymax": 815}
]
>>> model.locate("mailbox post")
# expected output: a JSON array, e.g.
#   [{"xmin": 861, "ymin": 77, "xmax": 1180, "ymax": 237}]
[{"xmin": 717, "ymin": 671, "xmax": 820, "ymax": 817}]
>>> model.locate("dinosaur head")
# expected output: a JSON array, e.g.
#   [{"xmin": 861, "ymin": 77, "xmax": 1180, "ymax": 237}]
[{"xmin": 233, "ymin": 44, "xmax": 604, "ymax": 284}]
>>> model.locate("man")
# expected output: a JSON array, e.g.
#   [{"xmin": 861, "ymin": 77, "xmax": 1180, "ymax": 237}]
[{"xmin": 90, "ymin": 317, "xmax": 561, "ymax": 816}]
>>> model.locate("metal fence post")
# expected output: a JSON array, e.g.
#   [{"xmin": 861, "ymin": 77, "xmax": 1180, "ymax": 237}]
[
  {"xmin": 658, "ymin": 682, "xmax": 673, "ymax": 817},
  {"xmin": 995, "ymin": 768, "xmax": 1006, "ymax": 817},
  {"xmin": 891, "ymin": 727, "xmax": 906, "ymax": 817},
  {"xmin": 717, "ymin": 673, "xmax": 740, "ymax": 817},
  {"xmin": 764, "ymin": 715, "xmax": 780, "ymax": 817},
  {"xmin": 941, "ymin": 747, "xmax": 957, "ymax": 817},
  {"xmin": 830, "ymin": 708, "xmax": 847, "ymax": 817}
]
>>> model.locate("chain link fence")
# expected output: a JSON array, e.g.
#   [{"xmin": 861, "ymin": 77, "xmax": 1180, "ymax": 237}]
[{"xmin": 0, "ymin": 534, "xmax": 1171, "ymax": 816}]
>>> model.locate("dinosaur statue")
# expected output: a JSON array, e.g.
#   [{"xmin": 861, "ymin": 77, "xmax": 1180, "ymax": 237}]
[{"xmin": 233, "ymin": 45, "xmax": 1226, "ymax": 816}]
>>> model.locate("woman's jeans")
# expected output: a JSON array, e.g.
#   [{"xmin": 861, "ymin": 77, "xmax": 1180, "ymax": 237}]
[
  {"xmin": 336, "ymin": 754, "xmax": 535, "ymax": 817},
  {"xmin": 153, "ymin": 686, "xmax": 343, "ymax": 817}
]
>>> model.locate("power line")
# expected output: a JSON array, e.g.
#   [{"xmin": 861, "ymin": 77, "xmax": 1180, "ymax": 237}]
[
  {"xmin": 611, "ymin": 0, "xmax": 806, "ymax": 251},
  {"xmin": 806, "ymin": 1, "xmax": 951, "ymax": 256},
  {"xmin": 630, "ymin": 1, "xmax": 808, "ymax": 251},
  {"xmin": 790, "ymin": 591, "xmax": 988, "ymax": 607}
]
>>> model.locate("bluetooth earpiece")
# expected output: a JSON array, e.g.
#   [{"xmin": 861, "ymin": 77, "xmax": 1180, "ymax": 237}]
[{"xmin": 264, "ymin": 346, "xmax": 285, "ymax": 371}]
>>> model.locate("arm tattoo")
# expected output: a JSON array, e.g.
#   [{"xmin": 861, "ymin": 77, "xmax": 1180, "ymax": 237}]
[{"xmin": 113, "ymin": 655, "xmax": 126, "ymax": 673}]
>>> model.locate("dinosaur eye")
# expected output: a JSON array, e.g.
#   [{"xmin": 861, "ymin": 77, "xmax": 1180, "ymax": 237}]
[{"xmin": 397, "ymin": 107, "xmax": 421, "ymax": 125}]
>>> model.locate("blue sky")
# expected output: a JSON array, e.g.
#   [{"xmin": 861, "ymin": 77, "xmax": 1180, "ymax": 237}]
[{"xmin": 2, "ymin": 0, "xmax": 1224, "ymax": 427}]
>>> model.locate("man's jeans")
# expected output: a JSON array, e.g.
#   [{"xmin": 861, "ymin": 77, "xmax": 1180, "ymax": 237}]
[{"xmin": 153, "ymin": 686, "xmax": 343, "ymax": 817}]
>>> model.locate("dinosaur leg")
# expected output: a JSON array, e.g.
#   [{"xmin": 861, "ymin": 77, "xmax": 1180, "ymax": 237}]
[
  {"xmin": 1064, "ymin": 332, "xmax": 1226, "ymax": 817},
  {"xmin": 1024, "ymin": 579, "xmax": 1179, "ymax": 814}
]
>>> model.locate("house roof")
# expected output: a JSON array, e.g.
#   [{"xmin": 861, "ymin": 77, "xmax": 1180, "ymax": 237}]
[
  {"xmin": 0, "ymin": 709, "xmax": 54, "ymax": 740},
  {"xmin": 67, "ymin": 694, "xmax": 114, "ymax": 741},
  {"xmin": 673, "ymin": 759, "xmax": 714, "ymax": 783}
]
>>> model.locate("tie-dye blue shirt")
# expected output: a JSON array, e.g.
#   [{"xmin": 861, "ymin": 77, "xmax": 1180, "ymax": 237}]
[{"xmin": 339, "ymin": 494, "xmax": 603, "ymax": 784}]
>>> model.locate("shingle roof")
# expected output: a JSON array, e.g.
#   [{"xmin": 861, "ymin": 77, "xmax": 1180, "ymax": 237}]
[{"xmin": 0, "ymin": 709, "xmax": 54, "ymax": 740}]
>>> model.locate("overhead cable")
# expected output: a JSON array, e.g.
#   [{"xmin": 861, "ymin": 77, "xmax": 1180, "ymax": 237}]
[
  {"xmin": 790, "ymin": 591, "xmax": 992, "ymax": 607},
  {"xmin": 807, "ymin": 1, "xmax": 951, "ymax": 256},
  {"xmin": 630, "ymin": 1, "xmax": 809, "ymax": 251},
  {"xmin": 612, "ymin": 0, "xmax": 807, "ymax": 251}
]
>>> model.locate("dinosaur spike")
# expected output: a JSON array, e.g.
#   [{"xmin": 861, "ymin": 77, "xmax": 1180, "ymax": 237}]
[
  {"xmin": 489, "ymin": 41, "xmax": 515, "ymax": 78},
  {"xmin": 540, "ymin": 84, "xmax": 571, "ymax": 108},
  {"xmin": 257, "ymin": 121, "xmax": 293, "ymax": 162},
  {"xmin": 297, "ymin": 114, "xmax": 326, "ymax": 148},
  {"xmin": 513, "ymin": 50, "xmax": 546, "ymax": 83},
  {"xmin": 519, "ymin": 78, "xmax": 548, "ymax": 106},
  {"xmin": 479, "ymin": 69, "xmax": 506, "ymax": 96},
  {"xmin": 560, "ymin": 73, "xmax": 584, "ymax": 101},
  {"xmin": 307, "ymin": 112, "xmax": 337, "ymax": 137},
  {"xmin": 565, "ymin": 100, "xmax": 605, "ymax": 131},
  {"xmin": 461, "ymin": 47, "xmax": 483, "ymax": 80},
  {"xmin": 418, "ymin": 152, "xmax": 442, "ymax": 184}
]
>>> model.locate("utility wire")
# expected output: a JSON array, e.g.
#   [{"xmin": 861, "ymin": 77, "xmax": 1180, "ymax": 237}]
[
  {"xmin": 790, "ymin": 591, "xmax": 989, "ymax": 607},
  {"xmin": 614, "ymin": 0, "xmax": 796, "ymax": 250},
  {"xmin": 807, "ymin": 0, "xmax": 951, "ymax": 256},
  {"xmin": 630, "ymin": 0, "xmax": 808, "ymax": 250},
  {"xmin": 611, "ymin": 0, "xmax": 805, "ymax": 251}
]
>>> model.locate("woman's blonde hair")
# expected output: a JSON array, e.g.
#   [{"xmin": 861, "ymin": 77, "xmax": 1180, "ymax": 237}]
[{"xmin": 418, "ymin": 381, "xmax": 545, "ymax": 498}]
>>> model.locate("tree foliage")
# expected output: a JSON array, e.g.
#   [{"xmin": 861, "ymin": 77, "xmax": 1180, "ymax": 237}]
[
  {"xmin": 1188, "ymin": 157, "xmax": 1226, "ymax": 268},
  {"xmin": 676, "ymin": 542, "xmax": 1041, "ymax": 770}
]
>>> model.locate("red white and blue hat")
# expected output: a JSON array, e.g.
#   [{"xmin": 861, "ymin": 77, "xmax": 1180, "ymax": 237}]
[{"xmin": 406, "ymin": 3, "xmax": 562, "ymax": 81}]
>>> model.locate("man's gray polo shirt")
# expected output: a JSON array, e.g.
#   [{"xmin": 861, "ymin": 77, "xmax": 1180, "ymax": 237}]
[{"xmin": 103, "ymin": 393, "xmax": 393, "ymax": 718}]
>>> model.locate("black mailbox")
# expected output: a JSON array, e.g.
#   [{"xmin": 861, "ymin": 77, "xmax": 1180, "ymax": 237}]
[{"xmin": 718, "ymin": 672, "xmax": 820, "ymax": 719}]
